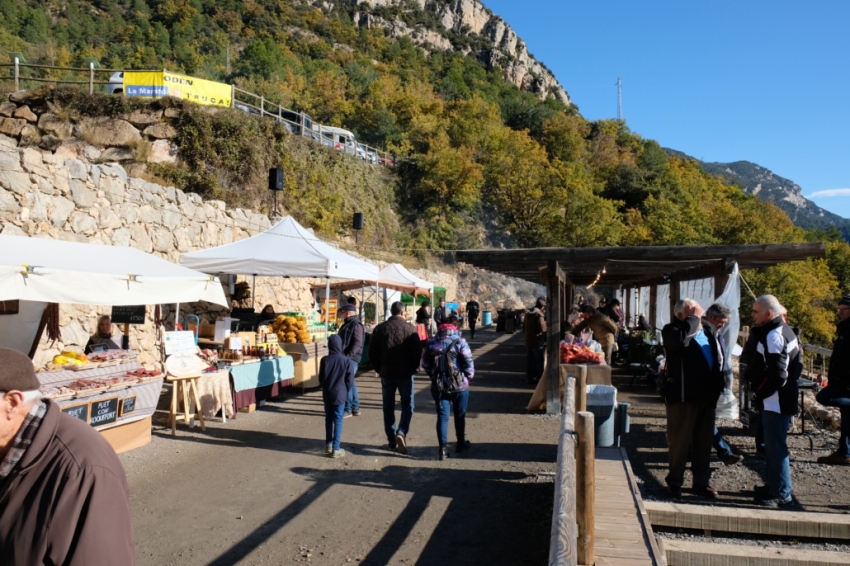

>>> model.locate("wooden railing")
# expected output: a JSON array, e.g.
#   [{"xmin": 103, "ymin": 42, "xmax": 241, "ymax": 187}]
[{"xmin": 549, "ymin": 373, "xmax": 595, "ymax": 566}]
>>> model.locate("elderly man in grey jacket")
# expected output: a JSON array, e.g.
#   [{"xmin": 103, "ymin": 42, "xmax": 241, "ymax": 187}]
[{"xmin": 0, "ymin": 348, "xmax": 135, "ymax": 565}]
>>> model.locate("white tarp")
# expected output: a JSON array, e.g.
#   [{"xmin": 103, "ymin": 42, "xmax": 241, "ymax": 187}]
[
  {"xmin": 378, "ymin": 263, "xmax": 433, "ymax": 295},
  {"xmin": 714, "ymin": 264, "xmax": 741, "ymax": 419},
  {"xmin": 179, "ymin": 216, "xmax": 379, "ymax": 280},
  {"xmin": 0, "ymin": 235, "xmax": 228, "ymax": 306},
  {"xmin": 0, "ymin": 300, "xmax": 46, "ymax": 353}
]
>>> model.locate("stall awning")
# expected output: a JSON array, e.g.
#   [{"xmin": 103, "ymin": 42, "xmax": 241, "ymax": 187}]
[
  {"xmin": 179, "ymin": 216, "xmax": 379, "ymax": 280},
  {"xmin": 0, "ymin": 235, "xmax": 228, "ymax": 306},
  {"xmin": 309, "ymin": 263, "xmax": 433, "ymax": 296}
]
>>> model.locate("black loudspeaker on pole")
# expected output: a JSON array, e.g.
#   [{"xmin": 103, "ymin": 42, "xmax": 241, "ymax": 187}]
[
  {"xmin": 268, "ymin": 168, "xmax": 284, "ymax": 191},
  {"xmin": 353, "ymin": 212, "xmax": 364, "ymax": 230}
]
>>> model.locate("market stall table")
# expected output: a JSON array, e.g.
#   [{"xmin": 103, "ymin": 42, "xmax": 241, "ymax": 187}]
[
  {"xmin": 228, "ymin": 356, "xmax": 295, "ymax": 412},
  {"xmin": 279, "ymin": 341, "xmax": 329, "ymax": 389},
  {"xmin": 37, "ymin": 360, "xmax": 163, "ymax": 453},
  {"xmin": 189, "ymin": 369, "xmax": 235, "ymax": 422},
  {"xmin": 526, "ymin": 363, "xmax": 612, "ymax": 411}
]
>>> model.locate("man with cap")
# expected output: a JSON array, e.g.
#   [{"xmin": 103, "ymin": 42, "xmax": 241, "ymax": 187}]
[
  {"xmin": 0, "ymin": 348, "xmax": 135, "ymax": 564},
  {"xmin": 338, "ymin": 303, "xmax": 365, "ymax": 417},
  {"xmin": 523, "ymin": 297, "xmax": 547, "ymax": 383},
  {"xmin": 816, "ymin": 294, "xmax": 850, "ymax": 465}
]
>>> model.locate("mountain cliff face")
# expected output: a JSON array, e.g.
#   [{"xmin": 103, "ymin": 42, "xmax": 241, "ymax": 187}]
[
  {"xmin": 342, "ymin": 0, "xmax": 571, "ymax": 105},
  {"xmin": 667, "ymin": 150, "xmax": 850, "ymax": 239}
]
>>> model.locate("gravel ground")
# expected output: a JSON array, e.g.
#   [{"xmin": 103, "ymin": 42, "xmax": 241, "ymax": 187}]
[{"xmin": 656, "ymin": 529, "xmax": 850, "ymax": 554}]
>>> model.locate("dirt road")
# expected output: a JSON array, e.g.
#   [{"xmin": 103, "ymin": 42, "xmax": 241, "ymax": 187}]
[{"xmin": 121, "ymin": 329, "xmax": 560, "ymax": 566}]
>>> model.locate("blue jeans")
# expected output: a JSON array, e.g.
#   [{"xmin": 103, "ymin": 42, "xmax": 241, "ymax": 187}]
[
  {"xmin": 432, "ymin": 389, "xmax": 469, "ymax": 445},
  {"xmin": 325, "ymin": 402, "xmax": 345, "ymax": 450},
  {"xmin": 382, "ymin": 376, "xmax": 415, "ymax": 445},
  {"xmin": 816, "ymin": 385, "xmax": 850, "ymax": 457},
  {"xmin": 526, "ymin": 346, "xmax": 545, "ymax": 381},
  {"xmin": 713, "ymin": 425, "xmax": 733, "ymax": 460},
  {"xmin": 762, "ymin": 410, "xmax": 793, "ymax": 499},
  {"xmin": 345, "ymin": 361, "xmax": 360, "ymax": 413}
]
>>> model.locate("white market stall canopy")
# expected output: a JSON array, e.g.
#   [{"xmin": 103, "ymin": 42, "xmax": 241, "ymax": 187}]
[
  {"xmin": 179, "ymin": 215, "xmax": 379, "ymax": 280},
  {"xmin": 309, "ymin": 263, "xmax": 433, "ymax": 296},
  {"xmin": 0, "ymin": 234, "xmax": 228, "ymax": 306}
]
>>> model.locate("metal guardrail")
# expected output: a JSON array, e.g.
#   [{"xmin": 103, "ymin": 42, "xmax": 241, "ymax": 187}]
[{"xmin": 1, "ymin": 60, "xmax": 394, "ymax": 166}]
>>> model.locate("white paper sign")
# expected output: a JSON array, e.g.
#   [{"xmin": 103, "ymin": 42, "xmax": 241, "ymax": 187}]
[
  {"xmin": 227, "ymin": 337, "xmax": 242, "ymax": 350},
  {"xmin": 164, "ymin": 331, "xmax": 197, "ymax": 355}
]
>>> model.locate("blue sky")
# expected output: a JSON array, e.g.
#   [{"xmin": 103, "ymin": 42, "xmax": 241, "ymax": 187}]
[{"xmin": 482, "ymin": 0, "xmax": 850, "ymax": 219}]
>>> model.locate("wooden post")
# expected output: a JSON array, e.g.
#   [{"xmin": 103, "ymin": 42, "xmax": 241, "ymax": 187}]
[
  {"xmin": 122, "ymin": 323, "xmax": 130, "ymax": 350},
  {"xmin": 576, "ymin": 411, "xmax": 595, "ymax": 566},
  {"xmin": 546, "ymin": 260, "xmax": 564, "ymax": 415},
  {"xmin": 549, "ymin": 375, "xmax": 577, "ymax": 565},
  {"xmin": 649, "ymin": 285, "xmax": 658, "ymax": 332},
  {"xmin": 260, "ymin": 96, "xmax": 264, "ymax": 116},
  {"xmin": 576, "ymin": 372, "xmax": 587, "ymax": 413},
  {"xmin": 14, "ymin": 57, "xmax": 19, "ymax": 91},
  {"xmin": 89, "ymin": 62, "xmax": 94, "ymax": 94},
  {"xmin": 669, "ymin": 279, "xmax": 680, "ymax": 323}
]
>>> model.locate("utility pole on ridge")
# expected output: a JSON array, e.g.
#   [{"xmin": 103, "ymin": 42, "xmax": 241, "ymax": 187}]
[{"xmin": 616, "ymin": 77, "xmax": 623, "ymax": 121}]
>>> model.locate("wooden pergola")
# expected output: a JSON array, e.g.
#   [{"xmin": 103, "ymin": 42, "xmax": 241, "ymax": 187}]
[{"xmin": 456, "ymin": 243, "xmax": 825, "ymax": 414}]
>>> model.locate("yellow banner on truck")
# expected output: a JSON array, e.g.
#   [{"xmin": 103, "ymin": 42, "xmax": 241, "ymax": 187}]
[{"xmin": 123, "ymin": 71, "xmax": 231, "ymax": 108}]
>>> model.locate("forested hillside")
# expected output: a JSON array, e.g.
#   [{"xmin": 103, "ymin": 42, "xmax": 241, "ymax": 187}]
[{"xmin": 1, "ymin": 0, "xmax": 849, "ymax": 344}]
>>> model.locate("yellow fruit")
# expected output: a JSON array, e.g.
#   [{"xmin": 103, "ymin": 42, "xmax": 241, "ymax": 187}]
[{"xmin": 53, "ymin": 355, "xmax": 70, "ymax": 365}]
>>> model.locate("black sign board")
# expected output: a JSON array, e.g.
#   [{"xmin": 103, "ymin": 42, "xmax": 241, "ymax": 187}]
[
  {"xmin": 120, "ymin": 395, "xmax": 137, "ymax": 416},
  {"xmin": 61, "ymin": 402, "xmax": 90, "ymax": 423},
  {"xmin": 110, "ymin": 305, "xmax": 146, "ymax": 325},
  {"xmin": 90, "ymin": 397, "xmax": 119, "ymax": 427}
]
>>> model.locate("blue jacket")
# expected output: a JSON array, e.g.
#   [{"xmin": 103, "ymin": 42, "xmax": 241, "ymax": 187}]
[{"xmin": 319, "ymin": 335, "xmax": 354, "ymax": 406}]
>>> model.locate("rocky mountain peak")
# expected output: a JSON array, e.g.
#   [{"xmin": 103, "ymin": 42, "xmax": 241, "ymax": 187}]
[{"xmin": 340, "ymin": 0, "xmax": 571, "ymax": 105}]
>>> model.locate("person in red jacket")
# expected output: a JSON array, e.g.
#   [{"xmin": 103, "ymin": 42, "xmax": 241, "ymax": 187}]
[{"xmin": 0, "ymin": 348, "xmax": 135, "ymax": 565}]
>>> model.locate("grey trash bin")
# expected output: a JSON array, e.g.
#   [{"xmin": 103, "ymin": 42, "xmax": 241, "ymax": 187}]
[{"xmin": 586, "ymin": 384, "xmax": 617, "ymax": 447}]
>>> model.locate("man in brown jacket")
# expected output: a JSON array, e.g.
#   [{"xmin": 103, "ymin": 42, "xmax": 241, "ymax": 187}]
[
  {"xmin": 369, "ymin": 302, "xmax": 423, "ymax": 454},
  {"xmin": 0, "ymin": 348, "xmax": 135, "ymax": 565},
  {"xmin": 572, "ymin": 305, "xmax": 619, "ymax": 365},
  {"xmin": 523, "ymin": 297, "xmax": 547, "ymax": 383}
]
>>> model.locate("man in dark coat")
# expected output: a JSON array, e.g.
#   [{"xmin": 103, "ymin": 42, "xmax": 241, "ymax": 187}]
[
  {"xmin": 433, "ymin": 299, "xmax": 449, "ymax": 327},
  {"xmin": 338, "ymin": 304, "xmax": 365, "ymax": 417},
  {"xmin": 0, "ymin": 348, "xmax": 135, "ymax": 565},
  {"xmin": 319, "ymin": 335, "xmax": 355, "ymax": 458},
  {"xmin": 661, "ymin": 299, "xmax": 724, "ymax": 498},
  {"xmin": 816, "ymin": 294, "xmax": 850, "ymax": 465},
  {"xmin": 741, "ymin": 294, "xmax": 801, "ymax": 507},
  {"xmin": 523, "ymin": 297, "xmax": 547, "ymax": 383},
  {"xmin": 465, "ymin": 295, "xmax": 481, "ymax": 339},
  {"xmin": 369, "ymin": 302, "xmax": 422, "ymax": 454}
]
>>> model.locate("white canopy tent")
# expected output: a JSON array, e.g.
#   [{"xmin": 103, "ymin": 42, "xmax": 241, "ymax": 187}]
[
  {"xmin": 179, "ymin": 216, "xmax": 380, "ymax": 331},
  {"xmin": 0, "ymin": 234, "xmax": 228, "ymax": 355}
]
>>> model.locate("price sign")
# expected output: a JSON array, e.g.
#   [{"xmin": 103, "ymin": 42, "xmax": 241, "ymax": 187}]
[
  {"xmin": 164, "ymin": 331, "xmax": 197, "ymax": 355},
  {"xmin": 61, "ymin": 402, "xmax": 90, "ymax": 423},
  {"xmin": 120, "ymin": 395, "xmax": 137, "ymax": 416},
  {"xmin": 111, "ymin": 305, "xmax": 146, "ymax": 324},
  {"xmin": 90, "ymin": 397, "xmax": 119, "ymax": 427}
]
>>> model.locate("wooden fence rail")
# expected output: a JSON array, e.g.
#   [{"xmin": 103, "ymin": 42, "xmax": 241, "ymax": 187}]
[{"xmin": 549, "ymin": 375, "xmax": 578, "ymax": 565}]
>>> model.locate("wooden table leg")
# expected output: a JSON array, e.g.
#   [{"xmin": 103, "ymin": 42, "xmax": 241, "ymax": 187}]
[
  {"xmin": 190, "ymin": 378, "xmax": 206, "ymax": 432},
  {"xmin": 170, "ymin": 381, "xmax": 177, "ymax": 436},
  {"xmin": 181, "ymin": 380, "xmax": 191, "ymax": 428}
]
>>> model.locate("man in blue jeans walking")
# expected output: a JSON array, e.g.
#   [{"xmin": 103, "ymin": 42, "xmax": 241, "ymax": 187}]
[
  {"xmin": 369, "ymin": 302, "xmax": 422, "ymax": 454},
  {"xmin": 816, "ymin": 295, "xmax": 850, "ymax": 465},
  {"xmin": 741, "ymin": 295, "xmax": 801, "ymax": 507},
  {"xmin": 338, "ymin": 304, "xmax": 364, "ymax": 417}
]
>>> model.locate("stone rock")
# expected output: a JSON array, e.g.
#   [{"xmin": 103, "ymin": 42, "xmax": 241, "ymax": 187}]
[
  {"xmin": 0, "ymin": 191, "xmax": 19, "ymax": 214},
  {"xmin": 179, "ymin": 201, "xmax": 195, "ymax": 218},
  {"xmin": 0, "ymin": 222, "xmax": 27, "ymax": 236},
  {"xmin": 70, "ymin": 179, "xmax": 97, "ymax": 207},
  {"xmin": 0, "ymin": 171, "xmax": 32, "ymax": 195},
  {"xmin": 37, "ymin": 113, "xmax": 74, "ymax": 139},
  {"xmin": 0, "ymin": 146, "xmax": 21, "ymax": 172},
  {"xmin": 70, "ymin": 212, "xmax": 97, "ymax": 235},
  {"xmin": 29, "ymin": 192, "xmax": 48, "ymax": 223},
  {"xmin": 52, "ymin": 169, "xmax": 70, "ymax": 195},
  {"xmin": 160, "ymin": 209, "xmax": 182, "ymax": 231},
  {"xmin": 101, "ymin": 147, "xmax": 134, "ymax": 161},
  {"xmin": 80, "ymin": 118, "xmax": 142, "ymax": 147},
  {"xmin": 9, "ymin": 91, "xmax": 35, "ymax": 104},
  {"xmin": 111, "ymin": 227, "xmax": 131, "ymax": 247},
  {"xmin": 173, "ymin": 227, "xmax": 192, "ymax": 252},
  {"xmin": 142, "ymin": 123, "xmax": 177, "ymax": 139},
  {"xmin": 129, "ymin": 224, "xmax": 153, "ymax": 252},
  {"xmin": 175, "ymin": 189, "xmax": 187, "ymax": 205},
  {"xmin": 64, "ymin": 158, "xmax": 88, "ymax": 180},
  {"xmin": 164, "ymin": 107, "xmax": 182, "ymax": 119},
  {"xmin": 62, "ymin": 319, "xmax": 90, "ymax": 348},
  {"xmin": 126, "ymin": 109, "xmax": 163, "ymax": 128},
  {"xmin": 137, "ymin": 205, "xmax": 161, "ymax": 225},
  {"xmin": 117, "ymin": 202, "xmax": 138, "ymax": 224},
  {"xmin": 49, "ymin": 196, "xmax": 75, "ymax": 227},
  {"xmin": 99, "ymin": 163, "xmax": 128, "ymax": 185},
  {"xmin": 0, "ymin": 118, "xmax": 26, "ymax": 137},
  {"xmin": 209, "ymin": 199, "xmax": 226, "ymax": 211},
  {"xmin": 54, "ymin": 140, "xmax": 101, "ymax": 162},
  {"xmin": 0, "ymin": 102, "xmax": 16, "ymax": 117},
  {"xmin": 151, "ymin": 227, "xmax": 173, "ymax": 252},
  {"xmin": 148, "ymin": 139, "xmax": 178, "ymax": 163},
  {"xmin": 35, "ymin": 176, "xmax": 55, "ymax": 195},
  {"xmin": 20, "ymin": 147, "xmax": 42, "ymax": 168},
  {"xmin": 38, "ymin": 134, "xmax": 61, "ymax": 151},
  {"xmin": 98, "ymin": 207, "xmax": 122, "ymax": 230},
  {"xmin": 99, "ymin": 174, "xmax": 126, "ymax": 204},
  {"xmin": 12, "ymin": 105, "xmax": 37, "ymax": 123}
]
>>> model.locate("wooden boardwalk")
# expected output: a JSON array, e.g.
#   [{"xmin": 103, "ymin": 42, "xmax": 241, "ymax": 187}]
[{"xmin": 594, "ymin": 447, "xmax": 665, "ymax": 566}]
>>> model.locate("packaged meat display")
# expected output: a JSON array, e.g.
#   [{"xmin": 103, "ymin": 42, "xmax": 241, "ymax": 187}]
[{"xmin": 559, "ymin": 343, "xmax": 605, "ymax": 365}]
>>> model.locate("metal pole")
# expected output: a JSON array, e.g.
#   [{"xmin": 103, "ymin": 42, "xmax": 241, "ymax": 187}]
[
  {"xmin": 89, "ymin": 62, "xmax": 94, "ymax": 94},
  {"xmin": 14, "ymin": 57, "xmax": 19, "ymax": 91},
  {"xmin": 260, "ymin": 96, "xmax": 264, "ymax": 117},
  {"xmin": 324, "ymin": 277, "xmax": 331, "ymax": 335},
  {"xmin": 230, "ymin": 84, "xmax": 235, "ymax": 108},
  {"xmin": 252, "ymin": 274, "xmax": 256, "ymax": 310},
  {"xmin": 175, "ymin": 303, "xmax": 180, "ymax": 331}
]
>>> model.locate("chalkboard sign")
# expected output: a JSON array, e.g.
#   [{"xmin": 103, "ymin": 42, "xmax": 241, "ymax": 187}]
[
  {"xmin": 111, "ymin": 305, "xmax": 146, "ymax": 324},
  {"xmin": 61, "ymin": 402, "xmax": 90, "ymax": 424},
  {"xmin": 89, "ymin": 397, "xmax": 119, "ymax": 427},
  {"xmin": 120, "ymin": 395, "xmax": 137, "ymax": 416}
]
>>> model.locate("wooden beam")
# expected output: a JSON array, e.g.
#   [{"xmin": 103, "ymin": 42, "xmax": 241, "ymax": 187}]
[
  {"xmin": 662, "ymin": 539, "xmax": 850, "ymax": 566},
  {"xmin": 549, "ymin": 375, "xmax": 577, "ymax": 566},
  {"xmin": 576, "ymin": 411, "xmax": 595, "ymax": 566},
  {"xmin": 669, "ymin": 279, "xmax": 680, "ymax": 324},
  {"xmin": 546, "ymin": 260, "xmax": 563, "ymax": 415},
  {"xmin": 649, "ymin": 285, "xmax": 658, "ymax": 331},
  {"xmin": 645, "ymin": 501, "xmax": 850, "ymax": 540}
]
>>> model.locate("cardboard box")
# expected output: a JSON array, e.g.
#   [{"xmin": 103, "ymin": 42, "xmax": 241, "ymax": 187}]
[
  {"xmin": 199, "ymin": 320, "xmax": 216, "ymax": 339},
  {"xmin": 235, "ymin": 332, "xmax": 256, "ymax": 346}
]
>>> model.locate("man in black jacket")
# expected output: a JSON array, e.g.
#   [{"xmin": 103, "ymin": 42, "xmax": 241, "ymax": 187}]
[
  {"xmin": 338, "ymin": 304, "xmax": 365, "ymax": 417},
  {"xmin": 816, "ymin": 294, "xmax": 850, "ymax": 465},
  {"xmin": 661, "ymin": 299, "xmax": 724, "ymax": 498},
  {"xmin": 369, "ymin": 302, "xmax": 422, "ymax": 454},
  {"xmin": 466, "ymin": 296, "xmax": 481, "ymax": 339},
  {"xmin": 741, "ymin": 294, "xmax": 801, "ymax": 507}
]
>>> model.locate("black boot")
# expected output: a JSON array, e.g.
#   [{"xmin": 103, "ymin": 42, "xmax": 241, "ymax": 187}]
[
  {"xmin": 456, "ymin": 438, "xmax": 470, "ymax": 454},
  {"xmin": 438, "ymin": 444, "xmax": 448, "ymax": 461}
]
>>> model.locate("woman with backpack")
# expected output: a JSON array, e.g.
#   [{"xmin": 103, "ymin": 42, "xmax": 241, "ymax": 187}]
[{"xmin": 422, "ymin": 315, "xmax": 475, "ymax": 460}]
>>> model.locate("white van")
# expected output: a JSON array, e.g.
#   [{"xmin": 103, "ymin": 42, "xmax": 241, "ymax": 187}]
[{"xmin": 315, "ymin": 125, "xmax": 357, "ymax": 156}]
